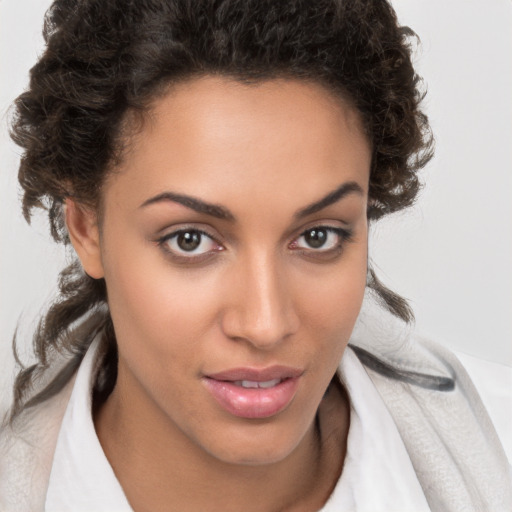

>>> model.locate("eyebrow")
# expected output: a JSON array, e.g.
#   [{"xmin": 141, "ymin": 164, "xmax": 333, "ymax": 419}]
[
  {"xmin": 139, "ymin": 180, "xmax": 364, "ymax": 222},
  {"xmin": 140, "ymin": 192, "xmax": 235, "ymax": 221},
  {"xmin": 294, "ymin": 181, "xmax": 364, "ymax": 219}
]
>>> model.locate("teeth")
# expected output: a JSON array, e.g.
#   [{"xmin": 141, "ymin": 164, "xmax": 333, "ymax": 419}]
[
  {"xmin": 258, "ymin": 379, "xmax": 281, "ymax": 388},
  {"xmin": 233, "ymin": 379, "xmax": 282, "ymax": 389},
  {"xmin": 240, "ymin": 380, "xmax": 259, "ymax": 389}
]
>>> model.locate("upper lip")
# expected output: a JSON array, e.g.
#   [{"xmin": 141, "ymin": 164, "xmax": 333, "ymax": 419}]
[{"xmin": 205, "ymin": 366, "xmax": 303, "ymax": 382}]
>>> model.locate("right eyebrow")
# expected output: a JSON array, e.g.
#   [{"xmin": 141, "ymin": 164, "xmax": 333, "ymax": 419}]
[{"xmin": 139, "ymin": 191, "xmax": 236, "ymax": 221}]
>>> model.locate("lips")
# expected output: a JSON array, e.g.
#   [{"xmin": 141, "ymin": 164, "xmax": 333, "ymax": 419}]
[{"xmin": 203, "ymin": 366, "xmax": 302, "ymax": 419}]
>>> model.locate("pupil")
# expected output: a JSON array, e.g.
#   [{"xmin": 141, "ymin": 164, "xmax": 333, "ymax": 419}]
[
  {"xmin": 177, "ymin": 231, "xmax": 201, "ymax": 251},
  {"xmin": 305, "ymin": 228, "xmax": 327, "ymax": 248}
]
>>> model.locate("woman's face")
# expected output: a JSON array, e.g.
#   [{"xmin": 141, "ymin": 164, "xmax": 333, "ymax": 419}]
[{"xmin": 86, "ymin": 77, "xmax": 370, "ymax": 465}]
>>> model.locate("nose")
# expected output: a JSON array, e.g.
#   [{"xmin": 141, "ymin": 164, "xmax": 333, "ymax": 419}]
[{"xmin": 221, "ymin": 252, "xmax": 299, "ymax": 350}]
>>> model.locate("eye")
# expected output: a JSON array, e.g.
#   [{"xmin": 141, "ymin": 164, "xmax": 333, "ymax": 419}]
[
  {"xmin": 292, "ymin": 226, "xmax": 351, "ymax": 252},
  {"xmin": 158, "ymin": 229, "xmax": 221, "ymax": 258}
]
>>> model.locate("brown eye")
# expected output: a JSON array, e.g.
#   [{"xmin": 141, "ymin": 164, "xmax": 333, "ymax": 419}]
[
  {"xmin": 303, "ymin": 228, "xmax": 328, "ymax": 248},
  {"xmin": 177, "ymin": 231, "xmax": 202, "ymax": 251},
  {"xmin": 160, "ymin": 229, "xmax": 220, "ymax": 257},
  {"xmin": 293, "ymin": 226, "xmax": 351, "ymax": 252}
]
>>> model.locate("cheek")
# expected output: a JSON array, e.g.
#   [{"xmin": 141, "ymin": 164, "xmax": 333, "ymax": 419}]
[
  {"xmin": 301, "ymin": 242, "xmax": 367, "ymax": 325},
  {"xmin": 100, "ymin": 234, "xmax": 222, "ymax": 368},
  {"xmin": 296, "ymin": 241, "xmax": 367, "ymax": 362}
]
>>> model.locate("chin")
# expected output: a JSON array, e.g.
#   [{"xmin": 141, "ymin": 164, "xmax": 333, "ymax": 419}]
[
  {"xmin": 212, "ymin": 444, "xmax": 299, "ymax": 467},
  {"xmin": 198, "ymin": 418, "xmax": 316, "ymax": 467}
]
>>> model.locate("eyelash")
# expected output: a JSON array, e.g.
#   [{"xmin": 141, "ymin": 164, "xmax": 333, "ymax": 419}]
[{"xmin": 156, "ymin": 225, "xmax": 353, "ymax": 263}]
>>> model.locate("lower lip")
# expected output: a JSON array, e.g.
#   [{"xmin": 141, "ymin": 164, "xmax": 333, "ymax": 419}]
[{"xmin": 203, "ymin": 377, "xmax": 300, "ymax": 419}]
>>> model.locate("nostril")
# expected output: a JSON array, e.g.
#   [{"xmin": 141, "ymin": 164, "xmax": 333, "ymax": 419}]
[{"xmin": 220, "ymin": 303, "xmax": 299, "ymax": 348}]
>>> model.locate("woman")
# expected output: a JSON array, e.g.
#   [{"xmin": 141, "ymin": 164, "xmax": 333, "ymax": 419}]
[{"xmin": 0, "ymin": 1, "xmax": 510, "ymax": 511}]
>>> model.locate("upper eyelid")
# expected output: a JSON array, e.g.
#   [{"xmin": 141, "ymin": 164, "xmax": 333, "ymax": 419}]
[
  {"xmin": 298, "ymin": 225, "xmax": 348, "ymax": 236},
  {"xmin": 291, "ymin": 216, "xmax": 351, "ymax": 232},
  {"xmin": 157, "ymin": 225, "xmax": 220, "ymax": 243},
  {"xmin": 291, "ymin": 222, "xmax": 352, "ymax": 241}
]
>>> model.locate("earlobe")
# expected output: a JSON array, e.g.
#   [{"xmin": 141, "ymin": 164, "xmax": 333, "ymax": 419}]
[{"xmin": 64, "ymin": 199, "xmax": 105, "ymax": 279}]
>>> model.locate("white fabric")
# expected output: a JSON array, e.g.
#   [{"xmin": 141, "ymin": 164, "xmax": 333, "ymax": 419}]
[
  {"xmin": 45, "ymin": 339, "xmax": 429, "ymax": 512},
  {"xmin": 45, "ymin": 338, "xmax": 131, "ymax": 512},
  {"xmin": 347, "ymin": 295, "xmax": 512, "ymax": 511},
  {"xmin": 322, "ymin": 348, "xmax": 430, "ymax": 512},
  {"xmin": 454, "ymin": 351, "xmax": 512, "ymax": 461}
]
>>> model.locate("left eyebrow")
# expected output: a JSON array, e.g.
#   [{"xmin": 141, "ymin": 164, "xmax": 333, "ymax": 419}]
[{"xmin": 294, "ymin": 181, "xmax": 364, "ymax": 219}]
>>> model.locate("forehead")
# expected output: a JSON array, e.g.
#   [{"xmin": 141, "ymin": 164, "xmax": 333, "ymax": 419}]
[{"xmin": 105, "ymin": 76, "xmax": 371, "ymax": 213}]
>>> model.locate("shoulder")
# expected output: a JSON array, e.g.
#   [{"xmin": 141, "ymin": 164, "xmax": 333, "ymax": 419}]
[
  {"xmin": 0, "ymin": 375, "xmax": 75, "ymax": 512},
  {"xmin": 350, "ymin": 331, "xmax": 512, "ymax": 511}
]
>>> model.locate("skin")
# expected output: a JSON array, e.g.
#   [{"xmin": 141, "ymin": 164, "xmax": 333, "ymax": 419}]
[{"xmin": 66, "ymin": 76, "xmax": 371, "ymax": 512}]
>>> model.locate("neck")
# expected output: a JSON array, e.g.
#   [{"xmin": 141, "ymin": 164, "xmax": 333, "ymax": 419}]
[{"xmin": 94, "ymin": 369, "xmax": 349, "ymax": 512}]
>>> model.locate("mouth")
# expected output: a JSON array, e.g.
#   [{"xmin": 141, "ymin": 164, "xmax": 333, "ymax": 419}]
[{"xmin": 203, "ymin": 366, "xmax": 303, "ymax": 419}]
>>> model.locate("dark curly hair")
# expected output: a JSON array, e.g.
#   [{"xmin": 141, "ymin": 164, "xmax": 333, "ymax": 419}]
[{"xmin": 8, "ymin": 0, "xmax": 433, "ymax": 420}]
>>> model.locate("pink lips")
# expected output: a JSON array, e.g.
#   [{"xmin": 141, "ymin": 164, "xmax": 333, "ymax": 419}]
[{"xmin": 203, "ymin": 366, "xmax": 302, "ymax": 419}]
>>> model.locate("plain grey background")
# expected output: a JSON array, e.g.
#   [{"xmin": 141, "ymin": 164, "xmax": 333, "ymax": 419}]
[{"xmin": 1, "ymin": 0, "xmax": 511, "ymax": 417}]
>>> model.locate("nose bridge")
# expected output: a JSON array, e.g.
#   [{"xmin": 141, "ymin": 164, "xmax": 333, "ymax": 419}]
[{"xmin": 222, "ymin": 248, "xmax": 298, "ymax": 348}]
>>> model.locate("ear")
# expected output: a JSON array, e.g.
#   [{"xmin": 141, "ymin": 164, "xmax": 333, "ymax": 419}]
[{"xmin": 65, "ymin": 199, "xmax": 105, "ymax": 279}]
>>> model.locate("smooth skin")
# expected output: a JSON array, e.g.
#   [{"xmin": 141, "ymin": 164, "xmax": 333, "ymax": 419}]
[{"xmin": 66, "ymin": 77, "xmax": 371, "ymax": 512}]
